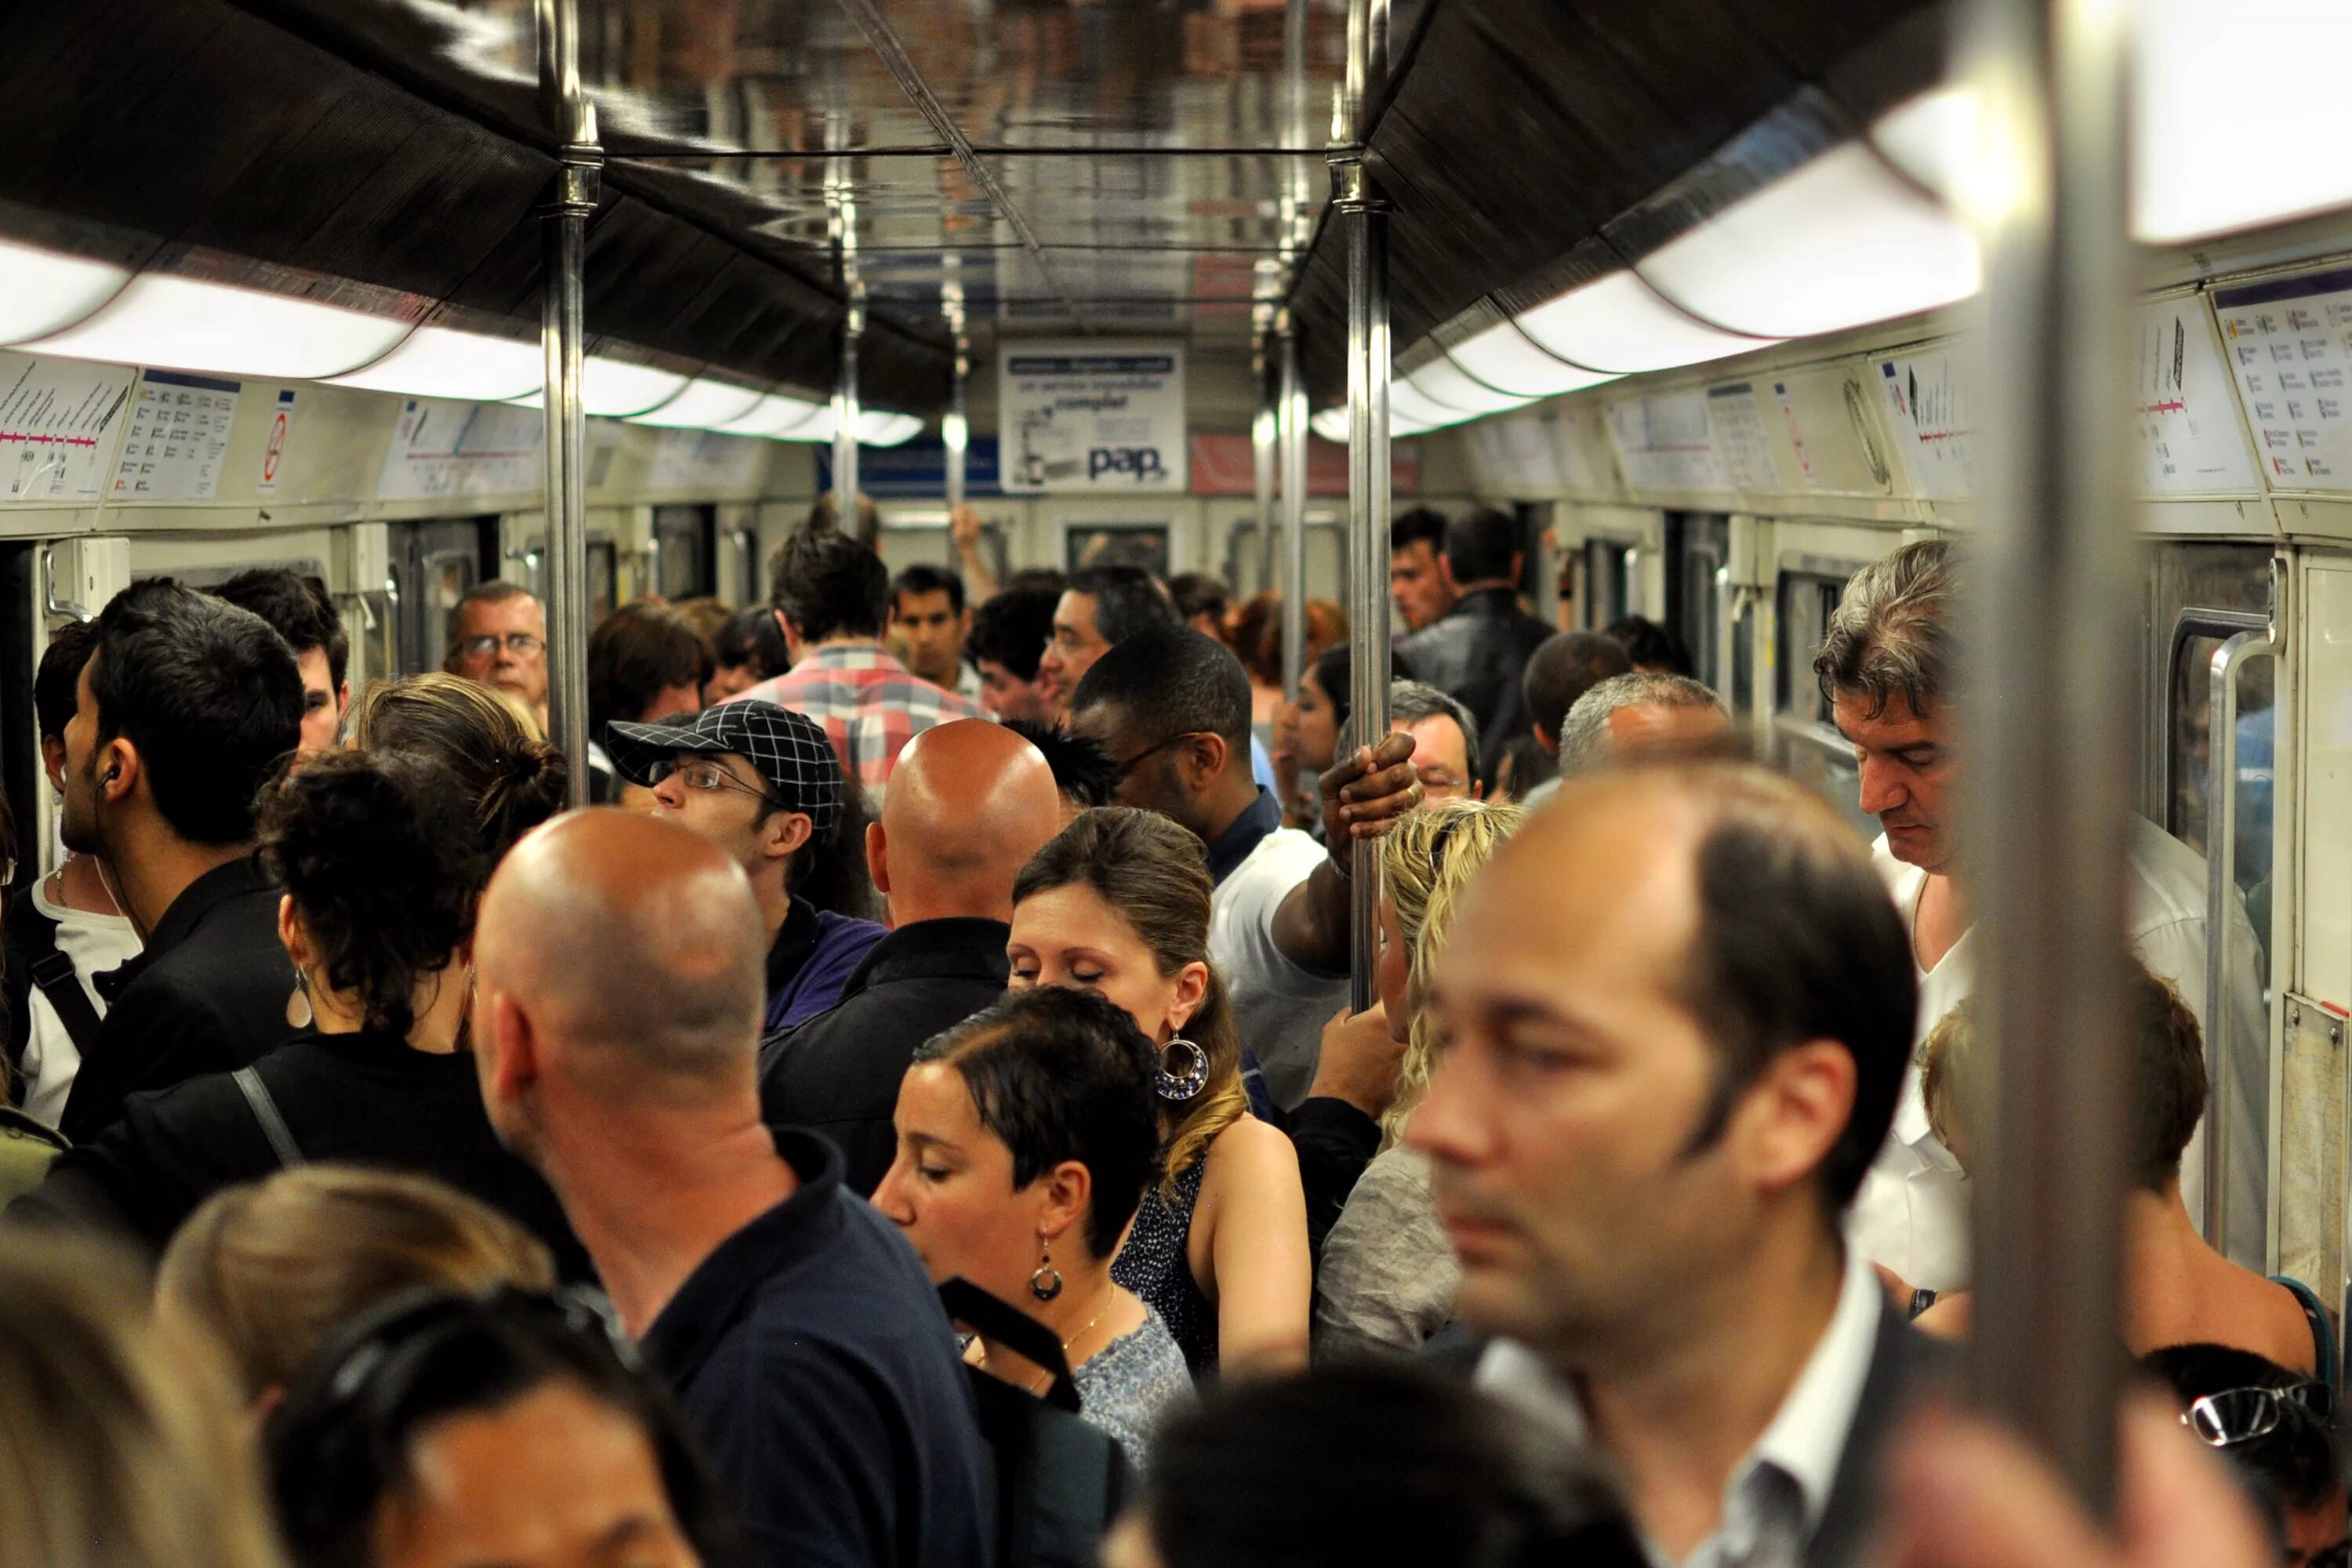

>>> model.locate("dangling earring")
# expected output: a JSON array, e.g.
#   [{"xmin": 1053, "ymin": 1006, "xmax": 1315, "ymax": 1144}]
[
  {"xmin": 1029, "ymin": 1235, "xmax": 1064, "ymax": 1301},
  {"xmin": 284, "ymin": 970, "xmax": 313, "ymax": 1030},
  {"xmin": 1156, "ymin": 1034, "xmax": 1209, "ymax": 1102}
]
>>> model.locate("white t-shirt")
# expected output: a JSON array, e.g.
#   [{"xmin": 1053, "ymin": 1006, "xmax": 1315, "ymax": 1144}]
[
  {"xmin": 16, "ymin": 877, "xmax": 140, "ymax": 1131},
  {"xmin": 1848, "ymin": 814, "xmax": 2269, "ymax": 1292},
  {"xmin": 1208, "ymin": 825, "xmax": 1348, "ymax": 1111}
]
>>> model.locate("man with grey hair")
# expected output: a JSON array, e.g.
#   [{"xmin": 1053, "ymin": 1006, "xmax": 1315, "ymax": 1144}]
[
  {"xmin": 1816, "ymin": 536, "xmax": 2265, "ymax": 1298},
  {"xmin": 472, "ymin": 811, "xmax": 993, "ymax": 1568},
  {"xmin": 1545, "ymin": 672, "xmax": 1731, "ymax": 787},
  {"xmin": 1391, "ymin": 679, "xmax": 1483, "ymax": 804}
]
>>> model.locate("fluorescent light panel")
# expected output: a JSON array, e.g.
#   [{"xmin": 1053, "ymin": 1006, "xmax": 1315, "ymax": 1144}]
[
  {"xmin": 26, "ymin": 272, "xmax": 412, "ymax": 379},
  {"xmin": 1406, "ymin": 357, "xmax": 1530, "ymax": 415},
  {"xmin": 509, "ymin": 358, "xmax": 688, "ymax": 418},
  {"xmin": 625, "ymin": 378, "xmax": 767, "ymax": 429},
  {"xmin": 326, "ymin": 325, "xmax": 544, "ymax": 401},
  {"xmin": 1516, "ymin": 270, "xmax": 1773, "ymax": 373},
  {"xmin": 0, "ymin": 239, "xmax": 133, "ymax": 347},
  {"xmin": 1386, "ymin": 381, "xmax": 1469, "ymax": 430},
  {"xmin": 713, "ymin": 394, "xmax": 826, "ymax": 438},
  {"xmin": 856, "ymin": 411, "xmax": 924, "ymax": 446},
  {"xmin": 1447, "ymin": 321, "xmax": 1622, "ymax": 398},
  {"xmin": 1310, "ymin": 407, "xmax": 1348, "ymax": 442}
]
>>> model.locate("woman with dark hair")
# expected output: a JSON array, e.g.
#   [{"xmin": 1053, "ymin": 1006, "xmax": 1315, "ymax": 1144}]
[
  {"xmin": 7, "ymin": 753, "xmax": 590, "ymax": 1279},
  {"xmin": 1008, "ymin": 808, "xmax": 1310, "ymax": 1376},
  {"xmin": 347, "ymin": 672, "xmax": 568, "ymax": 860},
  {"xmin": 874, "ymin": 986, "xmax": 1192, "ymax": 1460},
  {"xmin": 267, "ymin": 1289, "xmax": 735, "ymax": 1568}
]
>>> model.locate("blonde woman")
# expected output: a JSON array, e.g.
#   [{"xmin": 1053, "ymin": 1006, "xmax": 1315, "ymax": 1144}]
[
  {"xmin": 1008, "ymin": 807, "xmax": 1312, "ymax": 1375},
  {"xmin": 0, "ymin": 1229, "xmax": 286, "ymax": 1568},
  {"xmin": 1314, "ymin": 798, "xmax": 1525, "ymax": 1359}
]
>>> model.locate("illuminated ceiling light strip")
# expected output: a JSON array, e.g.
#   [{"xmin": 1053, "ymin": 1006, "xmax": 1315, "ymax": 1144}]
[
  {"xmin": 856, "ymin": 410, "xmax": 924, "ymax": 446},
  {"xmin": 325, "ymin": 325, "xmax": 544, "ymax": 401},
  {"xmin": 24, "ymin": 272, "xmax": 413, "ymax": 379},
  {"xmin": 625, "ymin": 377, "xmax": 768, "ymax": 429},
  {"xmin": 0, "ymin": 238, "xmax": 135, "ymax": 347},
  {"xmin": 1406, "ymin": 357, "xmax": 1532, "ymax": 415},
  {"xmin": 713, "ymin": 394, "xmax": 828, "ymax": 438},
  {"xmin": 1447, "ymin": 321, "xmax": 1623, "ymax": 398},
  {"xmin": 508, "ymin": 358, "xmax": 690, "ymax": 418},
  {"xmin": 1515, "ymin": 270, "xmax": 1774, "ymax": 374}
]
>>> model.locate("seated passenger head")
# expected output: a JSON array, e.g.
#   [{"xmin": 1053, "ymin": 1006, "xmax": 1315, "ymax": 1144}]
[
  {"xmin": 266, "ymin": 1290, "xmax": 728, "ymax": 1568},
  {"xmin": 1389, "ymin": 506, "xmax": 1457, "ymax": 632},
  {"xmin": 1388, "ymin": 681, "xmax": 1483, "ymax": 804},
  {"xmin": 0, "ymin": 1229, "xmax": 283, "ymax": 1568},
  {"xmin": 1377, "ymin": 800, "xmax": 1529, "ymax": 1141},
  {"xmin": 1524, "ymin": 631, "xmax": 1635, "ymax": 753},
  {"xmin": 1409, "ymin": 759, "xmax": 1915, "ymax": 1366},
  {"xmin": 1000, "ymin": 718, "xmax": 1123, "ymax": 821},
  {"xmin": 212, "ymin": 568, "xmax": 350, "ymax": 755},
  {"xmin": 869, "ymin": 719, "xmax": 1065, "ymax": 926},
  {"xmin": 1603, "ymin": 615, "xmax": 1694, "ymax": 677},
  {"xmin": 889, "ymin": 563, "xmax": 970, "ymax": 688},
  {"xmin": 1923, "ymin": 960, "xmax": 2206, "ymax": 1195},
  {"xmin": 587, "ymin": 601, "xmax": 711, "ymax": 740},
  {"xmin": 66, "ymin": 579, "xmax": 305, "ymax": 861},
  {"xmin": 1105, "ymin": 1359, "xmax": 1638, "ymax": 1568},
  {"xmin": 875, "ymin": 987, "xmax": 1162, "ymax": 1298},
  {"xmin": 967, "ymin": 586, "xmax": 1062, "ymax": 723},
  {"xmin": 260, "ymin": 751, "xmax": 491, "ymax": 1042},
  {"xmin": 768, "ymin": 524, "xmax": 888, "ymax": 661},
  {"xmin": 1066, "ymin": 626, "xmax": 1254, "ymax": 843},
  {"xmin": 1040, "ymin": 565, "xmax": 1180, "ymax": 715},
  {"xmin": 2143, "ymin": 1343, "xmax": 2345, "ymax": 1568},
  {"xmin": 348, "ymin": 673, "xmax": 568, "ymax": 862},
  {"xmin": 709, "ymin": 604, "xmax": 788, "ymax": 702},
  {"xmin": 156, "ymin": 1164, "xmax": 555, "ymax": 1408},
  {"xmin": 1813, "ymin": 539, "xmax": 1957, "ymax": 873},
  {"xmin": 473, "ymin": 812, "xmax": 765, "ymax": 1163},
  {"xmin": 604, "ymin": 699, "xmax": 844, "ymax": 909},
  {"xmin": 1555, "ymin": 672, "xmax": 1730, "ymax": 776},
  {"xmin": 1011, "ymin": 807, "xmax": 1244, "ymax": 1178},
  {"xmin": 442, "ymin": 582, "xmax": 548, "ymax": 713},
  {"xmin": 1443, "ymin": 507, "xmax": 1525, "ymax": 592}
]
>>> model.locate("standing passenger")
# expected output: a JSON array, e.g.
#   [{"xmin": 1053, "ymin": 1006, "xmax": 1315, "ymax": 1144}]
[
  {"xmin": 1554, "ymin": 672, "xmax": 1731, "ymax": 776},
  {"xmin": 734, "ymin": 527, "xmax": 985, "ymax": 807},
  {"xmin": 1396, "ymin": 508, "xmax": 1555, "ymax": 781},
  {"xmin": 1816, "ymin": 539, "xmax": 2267, "ymax": 1293},
  {"xmin": 1036, "ymin": 564, "xmax": 1180, "ymax": 719},
  {"xmin": 472, "ymin": 811, "xmax": 993, "ymax": 1568},
  {"xmin": 889, "ymin": 563, "xmax": 984, "ymax": 706},
  {"xmin": 1410, "ymin": 759, "xmax": 1931, "ymax": 1568},
  {"xmin": 586, "ymin": 601, "xmax": 710, "ymax": 803},
  {"xmin": 760, "ymin": 720, "xmax": 1065, "ymax": 1193},
  {"xmin": 1515, "ymin": 630, "xmax": 1634, "ymax": 808},
  {"xmin": 966, "ymin": 586, "xmax": 1061, "ymax": 724},
  {"xmin": 55, "ymin": 582, "xmax": 303, "ymax": 1142},
  {"xmin": 4, "ymin": 622, "xmax": 140, "ymax": 1129},
  {"xmin": 211, "ymin": 569, "xmax": 350, "ymax": 754},
  {"xmin": 1388, "ymin": 507, "xmax": 1460, "ymax": 634},
  {"xmin": 443, "ymin": 581, "xmax": 550, "ymax": 732},
  {"xmin": 607, "ymin": 702, "xmax": 886, "ymax": 1033}
]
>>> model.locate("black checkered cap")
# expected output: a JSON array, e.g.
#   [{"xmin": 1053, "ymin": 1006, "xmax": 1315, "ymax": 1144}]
[{"xmin": 605, "ymin": 701, "xmax": 844, "ymax": 833}]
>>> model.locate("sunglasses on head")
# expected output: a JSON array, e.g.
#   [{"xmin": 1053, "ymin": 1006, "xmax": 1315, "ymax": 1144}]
[{"xmin": 2180, "ymin": 1381, "xmax": 2333, "ymax": 1447}]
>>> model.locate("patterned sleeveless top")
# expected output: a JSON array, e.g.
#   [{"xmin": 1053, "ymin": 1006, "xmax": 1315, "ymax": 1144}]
[{"xmin": 1110, "ymin": 1155, "xmax": 1217, "ymax": 1374}]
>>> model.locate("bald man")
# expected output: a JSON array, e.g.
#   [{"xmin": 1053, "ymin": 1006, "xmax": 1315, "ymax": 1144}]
[
  {"xmin": 473, "ymin": 811, "xmax": 993, "ymax": 1568},
  {"xmin": 760, "ymin": 719, "xmax": 1065, "ymax": 1194}
]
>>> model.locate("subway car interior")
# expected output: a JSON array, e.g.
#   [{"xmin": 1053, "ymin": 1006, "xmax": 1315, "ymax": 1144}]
[{"xmin": 5, "ymin": 0, "xmax": 2352, "ymax": 1547}]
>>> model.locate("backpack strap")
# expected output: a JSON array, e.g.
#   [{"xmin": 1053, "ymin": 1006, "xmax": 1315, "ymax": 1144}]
[
  {"xmin": 938, "ymin": 1278, "xmax": 1083, "ymax": 1414},
  {"xmin": 9, "ymin": 891, "xmax": 103, "ymax": 1055},
  {"xmin": 232, "ymin": 1066, "xmax": 304, "ymax": 1169}
]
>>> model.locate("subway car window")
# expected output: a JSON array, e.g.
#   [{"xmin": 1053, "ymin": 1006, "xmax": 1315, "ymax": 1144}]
[
  {"xmin": 1581, "ymin": 538, "xmax": 1635, "ymax": 630},
  {"xmin": 650, "ymin": 506, "xmax": 715, "ymax": 601},
  {"xmin": 390, "ymin": 519, "xmax": 497, "ymax": 676},
  {"xmin": 1665, "ymin": 513, "xmax": 1730, "ymax": 693}
]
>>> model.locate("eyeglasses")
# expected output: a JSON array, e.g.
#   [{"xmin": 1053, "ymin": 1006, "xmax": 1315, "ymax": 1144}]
[
  {"xmin": 648, "ymin": 757, "xmax": 789, "ymax": 811},
  {"xmin": 451, "ymin": 633, "xmax": 546, "ymax": 659},
  {"xmin": 1111, "ymin": 731, "xmax": 1208, "ymax": 777},
  {"xmin": 2180, "ymin": 1382, "xmax": 2333, "ymax": 1447},
  {"xmin": 316, "ymin": 1286, "xmax": 628, "ymax": 1417}
]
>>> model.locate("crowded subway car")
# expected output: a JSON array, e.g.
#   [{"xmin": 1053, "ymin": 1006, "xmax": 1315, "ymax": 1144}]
[{"xmin": 0, "ymin": 0, "xmax": 2349, "ymax": 1565}]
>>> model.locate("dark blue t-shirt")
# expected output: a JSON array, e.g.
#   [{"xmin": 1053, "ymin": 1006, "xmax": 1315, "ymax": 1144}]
[{"xmin": 640, "ymin": 1128, "xmax": 994, "ymax": 1568}]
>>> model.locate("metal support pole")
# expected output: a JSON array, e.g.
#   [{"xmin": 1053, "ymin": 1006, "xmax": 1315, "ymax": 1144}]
[
  {"xmin": 1959, "ymin": 0, "xmax": 2136, "ymax": 1512},
  {"xmin": 1335, "ymin": 0, "xmax": 1391, "ymax": 1014},
  {"xmin": 1277, "ymin": 326, "xmax": 1308, "ymax": 704},
  {"xmin": 535, "ymin": 0, "xmax": 599, "ymax": 808},
  {"xmin": 1254, "ymin": 357, "xmax": 1279, "ymax": 595},
  {"xmin": 833, "ymin": 303, "xmax": 863, "ymax": 522},
  {"xmin": 945, "ymin": 344, "xmax": 969, "ymax": 517}
]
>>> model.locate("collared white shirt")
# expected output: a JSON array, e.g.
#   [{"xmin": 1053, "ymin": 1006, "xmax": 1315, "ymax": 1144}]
[
  {"xmin": 1847, "ymin": 814, "xmax": 2269, "ymax": 1292},
  {"xmin": 1474, "ymin": 1246, "xmax": 1884, "ymax": 1568}
]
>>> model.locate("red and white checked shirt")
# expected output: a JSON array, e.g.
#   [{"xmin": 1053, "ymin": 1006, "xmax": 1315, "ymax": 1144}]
[{"xmin": 730, "ymin": 644, "xmax": 987, "ymax": 804}]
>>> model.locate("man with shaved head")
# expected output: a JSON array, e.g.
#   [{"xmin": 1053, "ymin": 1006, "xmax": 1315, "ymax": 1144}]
[
  {"xmin": 474, "ymin": 811, "xmax": 993, "ymax": 1568},
  {"xmin": 761, "ymin": 719, "xmax": 1067, "ymax": 1193},
  {"xmin": 1410, "ymin": 760, "xmax": 1929, "ymax": 1568}
]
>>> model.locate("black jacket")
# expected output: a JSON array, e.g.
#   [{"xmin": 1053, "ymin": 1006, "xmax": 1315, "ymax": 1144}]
[
  {"xmin": 1395, "ymin": 586, "xmax": 1558, "ymax": 779},
  {"xmin": 758, "ymin": 917, "xmax": 1011, "ymax": 1196},
  {"xmin": 59, "ymin": 856, "xmax": 296, "ymax": 1143},
  {"xmin": 13, "ymin": 1027, "xmax": 592, "ymax": 1282}
]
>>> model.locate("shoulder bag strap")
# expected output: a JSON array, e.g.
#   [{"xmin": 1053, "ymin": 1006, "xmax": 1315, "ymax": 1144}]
[
  {"xmin": 232, "ymin": 1066, "xmax": 304, "ymax": 1169},
  {"xmin": 938, "ymin": 1278, "xmax": 1083, "ymax": 1414},
  {"xmin": 11, "ymin": 898, "xmax": 104, "ymax": 1055}
]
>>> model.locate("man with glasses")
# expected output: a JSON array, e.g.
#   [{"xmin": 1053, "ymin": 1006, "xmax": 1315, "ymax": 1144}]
[
  {"xmin": 607, "ymin": 702, "xmax": 884, "ymax": 1033},
  {"xmin": 444, "ymin": 582, "xmax": 550, "ymax": 731}
]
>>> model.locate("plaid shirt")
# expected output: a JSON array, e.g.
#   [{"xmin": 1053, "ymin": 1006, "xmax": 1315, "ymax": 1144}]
[{"xmin": 731, "ymin": 644, "xmax": 987, "ymax": 804}]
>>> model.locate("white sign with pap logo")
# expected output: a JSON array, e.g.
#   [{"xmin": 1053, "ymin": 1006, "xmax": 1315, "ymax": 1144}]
[{"xmin": 999, "ymin": 341, "xmax": 1186, "ymax": 494}]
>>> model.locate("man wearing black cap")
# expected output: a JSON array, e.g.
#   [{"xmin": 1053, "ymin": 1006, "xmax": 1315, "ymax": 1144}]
[{"xmin": 607, "ymin": 701, "xmax": 885, "ymax": 1033}]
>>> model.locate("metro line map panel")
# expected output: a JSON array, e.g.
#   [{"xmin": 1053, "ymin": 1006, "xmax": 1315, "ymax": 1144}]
[{"xmin": 2213, "ymin": 266, "xmax": 2352, "ymax": 492}]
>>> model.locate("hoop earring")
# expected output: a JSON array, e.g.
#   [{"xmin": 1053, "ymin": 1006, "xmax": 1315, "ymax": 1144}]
[
  {"xmin": 1156, "ymin": 1035, "xmax": 1209, "ymax": 1102},
  {"xmin": 284, "ymin": 971, "xmax": 314, "ymax": 1030},
  {"xmin": 1029, "ymin": 1236, "xmax": 1064, "ymax": 1302}
]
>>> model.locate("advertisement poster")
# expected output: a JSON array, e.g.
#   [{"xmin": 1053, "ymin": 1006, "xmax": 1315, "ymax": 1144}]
[{"xmin": 999, "ymin": 341, "xmax": 1186, "ymax": 494}]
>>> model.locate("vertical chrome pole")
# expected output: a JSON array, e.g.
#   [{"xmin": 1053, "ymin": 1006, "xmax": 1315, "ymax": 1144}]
[
  {"xmin": 1334, "ymin": 0, "xmax": 1391, "ymax": 1014},
  {"xmin": 1960, "ymin": 0, "xmax": 2136, "ymax": 1510},
  {"xmin": 833, "ymin": 303, "xmax": 863, "ymax": 523},
  {"xmin": 1254, "ymin": 352, "xmax": 1279, "ymax": 595},
  {"xmin": 535, "ymin": 0, "xmax": 598, "ymax": 808},
  {"xmin": 945, "ymin": 343, "xmax": 969, "ymax": 517},
  {"xmin": 1277, "ymin": 324, "xmax": 1308, "ymax": 704}
]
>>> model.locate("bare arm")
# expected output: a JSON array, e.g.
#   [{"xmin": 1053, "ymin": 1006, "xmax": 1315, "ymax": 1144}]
[
  {"xmin": 949, "ymin": 505, "xmax": 1000, "ymax": 602},
  {"xmin": 1193, "ymin": 1115, "xmax": 1312, "ymax": 1375},
  {"xmin": 1271, "ymin": 731, "xmax": 1422, "ymax": 975}
]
